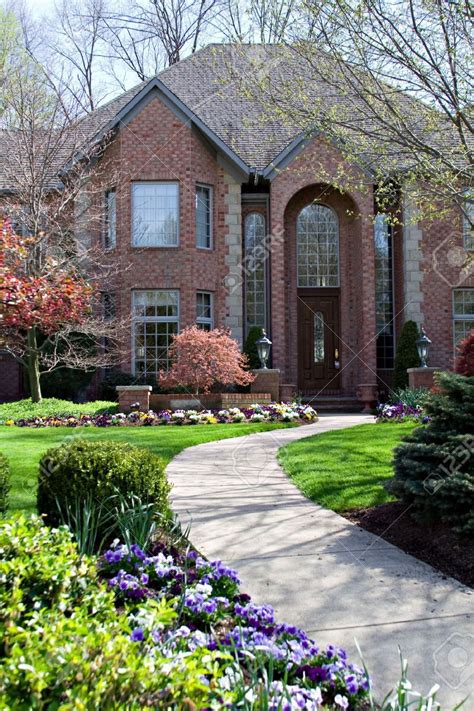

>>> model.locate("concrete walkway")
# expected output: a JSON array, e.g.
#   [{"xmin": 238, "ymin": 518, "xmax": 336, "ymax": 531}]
[{"xmin": 167, "ymin": 414, "xmax": 473, "ymax": 707}]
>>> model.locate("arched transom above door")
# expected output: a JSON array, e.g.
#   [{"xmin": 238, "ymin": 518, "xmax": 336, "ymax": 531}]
[{"xmin": 297, "ymin": 204, "xmax": 339, "ymax": 287}]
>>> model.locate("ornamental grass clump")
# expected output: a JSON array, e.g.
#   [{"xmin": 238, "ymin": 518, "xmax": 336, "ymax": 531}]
[{"xmin": 0, "ymin": 453, "xmax": 10, "ymax": 516}]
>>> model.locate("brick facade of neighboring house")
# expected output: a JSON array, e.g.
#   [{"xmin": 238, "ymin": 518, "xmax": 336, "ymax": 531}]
[{"xmin": 1, "ymin": 44, "xmax": 472, "ymax": 404}]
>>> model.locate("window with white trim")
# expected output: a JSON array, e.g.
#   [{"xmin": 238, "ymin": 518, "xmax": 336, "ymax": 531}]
[
  {"xmin": 132, "ymin": 290, "xmax": 179, "ymax": 376},
  {"xmin": 196, "ymin": 291, "xmax": 213, "ymax": 330},
  {"xmin": 104, "ymin": 189, "xmax": 116, "ymax": 249},
  {"xmin": 297, "ymin": 204, "xmax": 339, "ymax": 287},
  {"xmin": 196, "ymin": 185, "xmax": 212, "ymax": 249},
  {"xmin": 453, "ymin": 288, "xmax": 474, "ymax": 346},
  {"xmin": 132, "ymin": 182, "xmax": 179, "ymax": 247},
  {"xmin": 244, "ymin": 212, "xmax": 267, "ymax": 333},
  {"xmin": 462, "ymin": 189, "xmax": 474, "ymax": 251}
]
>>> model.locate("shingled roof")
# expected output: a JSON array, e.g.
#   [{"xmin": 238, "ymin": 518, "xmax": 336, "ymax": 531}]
[{"xmin": 1, "ymin": 43, "xmax": 469, "ymax": 188}]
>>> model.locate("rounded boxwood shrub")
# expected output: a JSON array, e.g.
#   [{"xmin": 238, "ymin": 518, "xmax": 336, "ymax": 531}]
[
  {"xmin": 37, "ymin": 439, "xmax": 170, "ymax": 529},
  {"xmin": 0, "ymin": 452, "xmax": 10, "ymax": 515}
]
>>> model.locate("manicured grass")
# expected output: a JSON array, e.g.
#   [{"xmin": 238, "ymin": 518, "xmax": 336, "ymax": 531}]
[
  {"xmin": 0, "ymin": 422, "xmax": 295, "ymax": 514},
  {"xmin": 278, "ymin": 422, "xmax": 418, "ymax": 512}
]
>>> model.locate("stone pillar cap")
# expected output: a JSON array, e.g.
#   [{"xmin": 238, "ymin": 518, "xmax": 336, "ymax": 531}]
[{"xmin": 116, "ymin": 385, "xmax": 153, "ymax": 391}]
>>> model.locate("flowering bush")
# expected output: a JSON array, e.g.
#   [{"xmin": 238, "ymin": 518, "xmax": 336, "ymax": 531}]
[
  {"xmin": 375, "ymin": 402, "xmax": 429, "ymax": 424},
  {"xmin": 3, "ymin": 402, "xmax": 318, "ymax": 428},
  {"xmin": 158, "ymin": 325, "xmax": 254, "ymax": 394}
]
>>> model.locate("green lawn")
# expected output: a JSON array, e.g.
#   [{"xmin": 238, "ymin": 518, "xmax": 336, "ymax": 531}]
[
  {"xmin": 1, "ymin": 422, "xmax": 295, "ymax": 514},
  {"xmin": 278, "ymin": 422, "xmax": 418, "ymax": 512}
]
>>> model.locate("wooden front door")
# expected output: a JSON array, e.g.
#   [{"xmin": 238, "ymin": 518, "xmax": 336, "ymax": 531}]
[{"xmin": 297, "ymin": 293, "xmax": 341, "ymax": 391}]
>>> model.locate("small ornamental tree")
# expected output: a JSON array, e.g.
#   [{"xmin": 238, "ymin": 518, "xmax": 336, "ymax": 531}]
[
  {"xmin": 455, "ymin": 330, "xmax": 474, "ymax": 377},
  {"xmin": 393, "ymin": 320, "xmax": 420, "ymax": 390},
  {"xmin": 158, "ymin": 326, "xmax": 254, "ymax": 395}
]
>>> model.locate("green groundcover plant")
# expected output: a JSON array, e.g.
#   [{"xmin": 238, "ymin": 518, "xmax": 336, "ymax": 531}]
[
  {"xmin": 0, "ymin": 453, "xmax": 10, "ymax": 515},
  {"xmin": 0, "ymin": 515, "xmax": 444, "ymax": 710},
  {"xmin": 0, "ymin": 398, "xmax": 117, "ymax": 422}
]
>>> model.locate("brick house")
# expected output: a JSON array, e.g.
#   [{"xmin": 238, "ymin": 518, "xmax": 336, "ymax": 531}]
[{"xmin": 1, "ymin": 44, "xmax": 473, "ymax": 405}]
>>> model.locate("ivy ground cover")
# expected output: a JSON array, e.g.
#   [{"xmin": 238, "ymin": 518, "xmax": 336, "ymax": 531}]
[{"xmin": 0, "ymin": 421, "xmax": 299, "ymax": 514}]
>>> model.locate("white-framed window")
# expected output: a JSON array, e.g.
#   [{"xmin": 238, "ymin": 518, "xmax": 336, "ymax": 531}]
[
  {"xmin": 132, "ymin": 182, "xmax": 179, "ymax": 247},
  {"xmin": 453, "ymin": 288, "xmax": 474, "ymax": 346},
  {"xmin": 244, "ymin": 212, "xmax": 267, "ymax": 333},
  {"xmin": 196, "ymin": 184, "xmax": 212, "ymax": 249},
  {"xmin": 297, "ymin": 204, "xmax": 339, "ymax": 287},
  {"xmin": 462, "ymin": 189, "xmax": 474, "ymax": 251},
  {"xmin": 196, "ymin": 291, "xmax": 213, "ymax": 330},
  {"xmin": 104, "ymin": 189, "xmax": 116, "ymax": 249},
  {"xmin": 132, "ymin": 290, "xmax": 179, "ymax": 376}
]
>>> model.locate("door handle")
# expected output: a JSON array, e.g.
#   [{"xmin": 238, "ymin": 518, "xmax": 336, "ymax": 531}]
[{"xmin": 334, "ymin": 348, "xmax": 340, "ymax": 369}]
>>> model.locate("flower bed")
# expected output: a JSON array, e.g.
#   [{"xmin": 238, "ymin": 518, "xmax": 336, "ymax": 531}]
[
  {"xmin": 375, "ymin": 402, "xmax": 428, "ymax": 424},
  {"xmin": 0, "ymin": 515, "xmax": 368, "ymax": 708},
  {"xmin": 3, "ymin": 402, "xmax": 318, "ymax": 428}
]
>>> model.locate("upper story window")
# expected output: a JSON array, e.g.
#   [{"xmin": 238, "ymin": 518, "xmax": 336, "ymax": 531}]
[
  {"xmin": 196, "ymin": 291, "xmax": 213, "ymax": 330},
  {"xmin": 196, "ymin": 185, "xmax": 212, "ymax": 249},
  {"xmin": 104, "ymin": 189, "xmax": 116, "ymax": 249},
  {"xmin": 453, "ymin": 288, "xmax": 474, "ymax": 346},
  {"xmin": 132, "ymin": 182, "xmax": 179, "ymax": 247},
  {"xmin": 462, "ymin": 189, "xmax": 474, "ymax": 251},
  {"xmin": 244, "ymin": 212, "xmax": 267, "ymax": 333},
  {"xmin": 297, "ymin": 204, "xmax": 339, "ymax": 287},
  {"xmin": 132, "ymin": 290, "xmax": 179, "ymax": 376}
]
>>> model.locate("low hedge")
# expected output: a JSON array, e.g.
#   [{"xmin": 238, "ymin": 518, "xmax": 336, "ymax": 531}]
[
  {"xmin": 37, "ymin": 439, "xmax": 170, "ymax": 533},
  {"xmin": 0, "ymin": 453, "xmax": 10, "ymax": 515}
]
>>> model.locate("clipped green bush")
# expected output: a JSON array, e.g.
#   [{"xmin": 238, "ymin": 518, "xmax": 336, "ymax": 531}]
[
  {"xmin": 0, "ymin": 453, "xmax": 10, "ymax": 516},
  {"xmin": 244, "ymin": 326, "xmax": 264, "ymax": 370},
  {"xmin": 0, "ymin": 397, "xmax": 117, "ymax": 421},
  {"xmin": 390, "ymin": 371, "xmax": 474, "ymax": 535},
  {"xmin": 393, "ymin": 320, "xmax": 420, "ymax": 390},
  {"xmin": 37, "ymin": 440, "xmax": 170, "ymax": 535}
]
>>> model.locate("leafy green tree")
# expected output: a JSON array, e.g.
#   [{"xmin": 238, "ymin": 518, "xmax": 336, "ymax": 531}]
[
  {"xmin": 393, "ymin": 320, "xmax": 420, "ymax": 390},
  {"xmin": 390, "ymin": 371, "xmax": 474, "ymax": 535}
]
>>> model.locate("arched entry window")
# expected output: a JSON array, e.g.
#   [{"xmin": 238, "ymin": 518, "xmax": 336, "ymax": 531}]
[
  {"xmin": 297, "ymin": 204, "xmax": 339, "ymax": 287},
  {"xmin": 244, "ymin": 212, "xmax": 267, "ymax": 332}
]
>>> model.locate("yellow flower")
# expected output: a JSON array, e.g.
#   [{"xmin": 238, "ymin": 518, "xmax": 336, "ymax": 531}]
[
  {"xmin": 206, "ymin": 416, "xmax": 218, "ymax": 424},
  {"xmin": 5, "ymin": 419, "xmax": 14, "ymax": 426}
]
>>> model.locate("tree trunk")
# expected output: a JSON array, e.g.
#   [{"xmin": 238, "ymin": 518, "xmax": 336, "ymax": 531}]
[{"xmin": 27, "ymin": 327, "xmax": 42, "ymax": 403}]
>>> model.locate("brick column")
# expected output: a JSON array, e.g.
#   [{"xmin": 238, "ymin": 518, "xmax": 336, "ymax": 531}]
[
  {"xmin": 116, "ymin": 385, "xmax": 152, "ymax": 413},
  {"xmin": 251, "ymin": 369, "xmax": 280, "ymax": 401},
  {"xmin": 408, "ymin": 368, "xmax": 439, "ymax": 390}
]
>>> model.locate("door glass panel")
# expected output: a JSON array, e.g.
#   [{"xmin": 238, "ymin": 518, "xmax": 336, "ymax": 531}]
[{"xmin": 314, "ymin": 312, "xmax": 325, "ymax": 363}]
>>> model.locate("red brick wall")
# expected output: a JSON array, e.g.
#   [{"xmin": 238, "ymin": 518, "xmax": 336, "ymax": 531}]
[
  {"xmin": 97, "ymin": 96, "xmax": 237, "ymax": 373},
  {"xmin": 419, "ymin": 209, "xmax": 473, "ymax": 371}
]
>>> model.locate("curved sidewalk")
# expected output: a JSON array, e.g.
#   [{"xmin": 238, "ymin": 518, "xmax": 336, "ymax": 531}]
[{"xmin": 167, "ymin": 414, "xmax": 473, "ymax": 706}]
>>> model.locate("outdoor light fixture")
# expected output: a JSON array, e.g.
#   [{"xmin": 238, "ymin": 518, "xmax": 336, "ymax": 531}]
[
  {"xmin": 416, "ymin": 326, "xmax": 432, "ymax": 367},
  {"xmin": 256, "ymin": 329, "xmax": 272, "ymax": 370}
]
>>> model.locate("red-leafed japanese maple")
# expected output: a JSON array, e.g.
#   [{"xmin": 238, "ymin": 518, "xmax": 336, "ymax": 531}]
[
  {"xmin": 158, "ymin": 325, "xmax": 254, "ymax": 395},
  {"xmin": 454, "ymin": 330, "xmax": 474, "ymax": 377}
]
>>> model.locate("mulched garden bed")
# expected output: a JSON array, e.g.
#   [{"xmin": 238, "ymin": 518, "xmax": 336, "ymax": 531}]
[{"xmin": 344, "ymin": 502, "xmax": 474, "ymax": 588}]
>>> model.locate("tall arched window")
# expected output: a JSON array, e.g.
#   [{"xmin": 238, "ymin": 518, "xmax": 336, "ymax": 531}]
[
  {"xmin": 244, "ymin": 212, "xmax": 267, "ymax": 332},
  {"xmin": 297, "ymin": 204, "xmax": 339, "ymax": 287}
]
